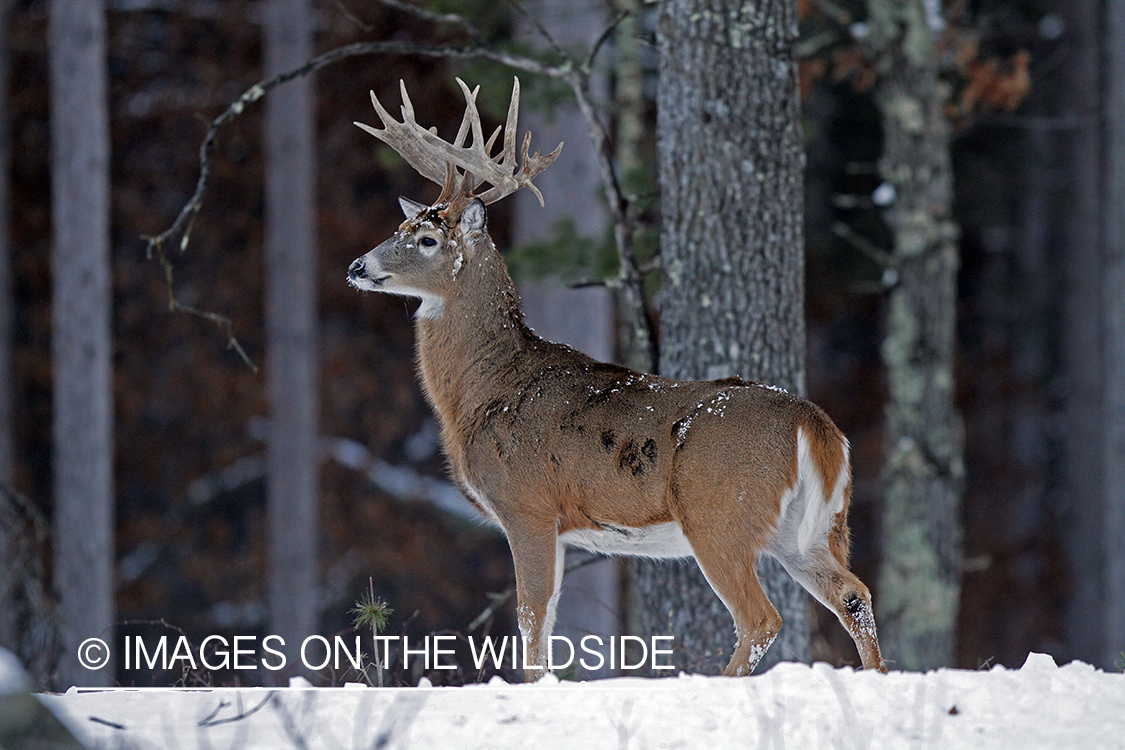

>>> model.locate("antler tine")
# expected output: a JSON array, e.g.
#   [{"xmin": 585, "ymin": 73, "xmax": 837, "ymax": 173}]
[
  {"xmin": 452, "ymin": 83, "xmax": 480, "ymax": 150},
  {"xmin": 476, "ymin": 130, "xmax": 563, "ymax": 207},
  {"xmin": 355, "ymin": 77, "xmax": 563, "ymax": 211},
  {"xmin": 453, "ymin": 78, "xmax": 487, "ymax": 160},
  {"xmin": 399, "ymin": 79, "xmax": 415, "ymax": 123},
  {"xmin": 455, "ymin": 82, "xmax": 494, "ymax": 193},
  {"xmin": 496, "ymin": 77, "xmax": 521, "ymax": 171},
  {"xmin": 518, "ymin": 132, "xmax": 544, "ymax": 206},
  {"xmin": 356, "ymin": 87, "xmax": 448, "ymax": 186}
]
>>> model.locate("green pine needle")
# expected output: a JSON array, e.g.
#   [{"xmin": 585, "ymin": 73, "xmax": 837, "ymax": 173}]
[{"xmin": 351, "ymin": 589, "xmax": 392, "ymax": 634}]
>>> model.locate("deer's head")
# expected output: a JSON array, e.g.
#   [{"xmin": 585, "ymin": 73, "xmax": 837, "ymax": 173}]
[
  {"xmin": 347, "ymin": 78, "xmax": 561, "ymax": 319},
  {"xmin": 347, "ymin": 196, "xmax": 487, "ymax": 319}
]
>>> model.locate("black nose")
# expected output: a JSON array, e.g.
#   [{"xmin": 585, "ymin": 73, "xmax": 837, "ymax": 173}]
[{"xmin": 349, "ymin": 258, "xmax": 366, "ymax": 279}]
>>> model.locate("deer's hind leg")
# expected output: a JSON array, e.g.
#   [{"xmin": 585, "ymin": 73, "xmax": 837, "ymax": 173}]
[{"xmin": 777, "ymin": 547, "xmax": 887, "ymax": 672}]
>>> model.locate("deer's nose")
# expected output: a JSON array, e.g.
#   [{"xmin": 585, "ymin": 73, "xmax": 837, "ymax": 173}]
[{"xmin": 348, "ymin": 258, "xmax": 367, "ymax": 279}]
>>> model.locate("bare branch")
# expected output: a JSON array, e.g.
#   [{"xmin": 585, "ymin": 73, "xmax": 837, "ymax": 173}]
[
  {"xmin": 331, "ymin": 0, "xmax": 375, "ymax": 33},
  {"xmin": 585, "ymin": 9, "xmax": 631, "ymax": 72},
  {"xmin": 832, "ymin": 221, "xmax": 894, "ymax": 266},
  {"xmin": 149, "ymin": 18, "xmax": 657, "ymax": 371},
  {"xmin": 371, "ymin": 0, "xmax": 482, "ymax": 41},
  {"xmin": 561, "ymin": 67, "xmax": 657, "ymax": 370},
  {"xmin": 148, "ymin": 239, "xmax": 257, "ymax": 370},
  {"xmin": 507, "ymin": 0, "xmax": 569, "ymax": 64},
  {"xmin": 198, "ymin": 694, "xmax": 275, "ymax": 728}
]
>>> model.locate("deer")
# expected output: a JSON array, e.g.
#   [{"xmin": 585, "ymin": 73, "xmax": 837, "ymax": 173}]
[{"xmin": 347, "ymin": 77, "xmax": 887, "ymax": 680}]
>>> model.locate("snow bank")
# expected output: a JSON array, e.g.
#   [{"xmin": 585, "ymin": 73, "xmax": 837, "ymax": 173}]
[{"xmin": 36, "ymin": 653, "xmax": 1124, "ymax": 749}]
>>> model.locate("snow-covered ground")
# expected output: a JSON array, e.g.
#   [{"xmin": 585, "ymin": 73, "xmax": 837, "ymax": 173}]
[{"xmin": 16, "ymin": 653, "xmax": 1121, "ymax": 749}]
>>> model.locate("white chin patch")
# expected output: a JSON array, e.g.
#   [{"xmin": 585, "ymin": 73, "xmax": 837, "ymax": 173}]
[
  {"xmin": 413, "ymin": 294, "xmax": 444, "ymax": 319},
  {"xmin": 358, "ymin": 277, "xmax": 445, "ymax": 319},
  {"xmin": 385, "ymin": 285, "xmax": 444, "ymax": 319}
]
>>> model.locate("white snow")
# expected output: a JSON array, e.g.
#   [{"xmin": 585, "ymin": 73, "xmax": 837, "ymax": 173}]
[
  {"xmin": 31, "ymin": 653, "xmax": 1125, "ymax": 749},
  {"xmin": 0, "ymin": 648, "xmax": 30, "ymax": 694}
]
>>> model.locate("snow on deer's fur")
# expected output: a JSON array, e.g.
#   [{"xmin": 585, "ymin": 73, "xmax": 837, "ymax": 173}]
[{"xmin": 347, "ymin": 77, "xmax": 887, "ymax": 679}]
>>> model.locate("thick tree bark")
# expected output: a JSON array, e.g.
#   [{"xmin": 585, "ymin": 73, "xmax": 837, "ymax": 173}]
[
  {"xmin": 0, "ymin": 0, "xmax": 17, "ymax": 653},
  {"xmin": 264, "ymin": 0, "xmax": 319, "ymax": 671},
  {"xmin": 633, "ymin": 0, "xmax": 810, "ymax": 673},
  {"xmin": 868, "ymin": 0, "xmax": 964, "ymax": 670},
  {"xmin": 49, "ymin": 0, "xmax": 114, "ymax": 688}
]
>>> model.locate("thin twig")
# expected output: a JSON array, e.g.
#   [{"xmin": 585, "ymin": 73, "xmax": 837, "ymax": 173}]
[
  {"xmin": 832, "ymin": 221, "xmax": 893, "ymax": 266},
  {"xmin": 332, "ymin": 0, "xmax": 375, "ymax": 33},
  {"xmin": 371, "ymin": 0, "xmax": 482, "ymax": 41},
  {"xmin": 507, "ymin": 0, "xmax": 568, "ymax": 63},
  {"xmin": 145, "ymin": 39, "xmax": 570, "ymax": 260},
  {"xmin": 562, "ymin": 67, "xmax": 656, "ymax": 370},
  {"xmin": 150, "ymin": 240, "xmax": 257, "ymax": 370},
  {"xmin": 585, "ymin": 9, "xmax": 631, "ymax": 72},
  {"xmin": 198, "ymin": 694, "xmax": 274, "ymax": 727},
  {"xmin": 466, "ymin": 554, "xmax": 605, "ymax": 632}
]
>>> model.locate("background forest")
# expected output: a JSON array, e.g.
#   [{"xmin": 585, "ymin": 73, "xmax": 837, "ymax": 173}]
[{"xmin": 1, "ymin": 0, "xmax": 1123, "ymax": 690}]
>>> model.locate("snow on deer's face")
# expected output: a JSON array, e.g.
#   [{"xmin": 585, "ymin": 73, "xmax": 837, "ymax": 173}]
[{"xmin": 346, "ymin": 197, "xmax": 486, "ymax": 319}]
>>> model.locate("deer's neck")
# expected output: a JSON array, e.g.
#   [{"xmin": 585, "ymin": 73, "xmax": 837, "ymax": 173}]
[{"xmin": 415, "ymin": 243, "xmax": 535, "ymax": 423}]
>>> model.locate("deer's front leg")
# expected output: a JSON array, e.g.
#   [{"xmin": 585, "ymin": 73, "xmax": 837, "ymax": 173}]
[{"xmin": 504, "ymin": 520, "xmax": 565, "ymax": 682}]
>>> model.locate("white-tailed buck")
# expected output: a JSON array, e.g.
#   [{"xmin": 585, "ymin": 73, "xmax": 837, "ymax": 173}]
[{"xmin": 348, "ymin": 78, "xmax": 887, "ymax": 679}]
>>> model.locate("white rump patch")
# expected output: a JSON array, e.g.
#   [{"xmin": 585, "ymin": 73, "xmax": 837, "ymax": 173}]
[
  {"xmin": 768, "ymin": 427, "xmax": 849, "ymax": 561},
  {"xmin": 560, "ymin": 521, "xmax": 694, "ymax": 559}
]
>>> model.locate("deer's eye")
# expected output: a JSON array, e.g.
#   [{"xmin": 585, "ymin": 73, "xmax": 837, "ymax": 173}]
[{"xmin": 420, "ymin": 236, "xmax": 438, "ymax": 248}]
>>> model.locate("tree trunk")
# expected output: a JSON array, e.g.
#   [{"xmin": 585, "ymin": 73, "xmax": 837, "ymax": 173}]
[
  {"xmin": 1055, "ymin": 0, "xmax": 1125, "ymax": 670},
  {"xmin": 868, "ymin": 0, "xmax": 964, "ymax": 670},
  {"xmin": 49, "ymin": 0, "xmax": 114, "ymax": 688},
  {"xmin": 1103, "ymin": 0, "xmax": 1125, "ymax": 670},
  {"xmin": 264, "ymin": 0, "xmax": 319, "ymax": 671},
  {"xmin": 1054, "ymin": 0, "xmax": 1105, "ymax": 671},
  {"xmin": 1, "ymin": 0, "xmax": 17, "ymax": 653},
  {"xmin": 633, "ymin": 0, "xmax": 809, "ymax": 673}
]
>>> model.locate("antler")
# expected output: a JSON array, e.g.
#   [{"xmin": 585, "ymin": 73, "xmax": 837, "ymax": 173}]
[{"xmin": 355, "ymin": 77, "xmax": 563, "ymax": 214}]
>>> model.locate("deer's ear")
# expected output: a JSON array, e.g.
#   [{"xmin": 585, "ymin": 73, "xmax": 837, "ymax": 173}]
[
  {"xmin": 399, "ymin": 197, "xmax": 429, "ymax": 221},
  {"xmin": 460, "ymin": 198, "xmax": 487, "ymax": 236}
]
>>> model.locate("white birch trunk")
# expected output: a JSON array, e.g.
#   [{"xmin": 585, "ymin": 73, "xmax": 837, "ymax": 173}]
[
  {"xmin": 264, "ymin": 0, "xmax": 319, "ymax": 671},
  {"xmin": 49, "ymin": 0, "xmax": 114, "ymax": 688}
]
